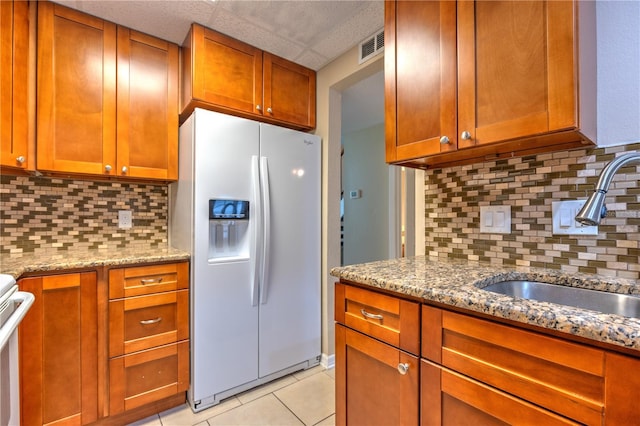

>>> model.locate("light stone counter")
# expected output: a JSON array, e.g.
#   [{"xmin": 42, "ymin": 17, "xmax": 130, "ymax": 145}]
[
  {"xmin": 0, "ymin": 246, "xmax": 190, "ymax": 279},
  {"xmin": 331, "ymin": 256, "xmax": 640, "ymax": 352}
]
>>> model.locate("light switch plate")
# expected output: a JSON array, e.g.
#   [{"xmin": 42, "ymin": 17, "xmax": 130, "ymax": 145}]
[
  {"xmin": 480, "ymin": 206, "xmax": 511, "ymax": 234},
  {"xmin": 552, "ymin": 200, "xmax": 598, "ymax": 235}
]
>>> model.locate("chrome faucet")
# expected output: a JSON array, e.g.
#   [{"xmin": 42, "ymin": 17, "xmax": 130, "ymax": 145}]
[{"xmin": 575, "ymin": 152, "xmax": 640, "ymax": 226}]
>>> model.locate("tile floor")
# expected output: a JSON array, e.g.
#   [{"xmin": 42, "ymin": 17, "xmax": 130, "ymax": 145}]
[{"xmin": 130, "ymin": 366, "xmax": 335, "ymax": 426}]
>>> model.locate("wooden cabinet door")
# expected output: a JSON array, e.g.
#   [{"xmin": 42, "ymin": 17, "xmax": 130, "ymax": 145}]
[
  {"xmin": 457, "ymin": 0, "xmax": 577, "ymax": 149},
  {"xmin": 336, "ymin": 324, "xmax": 419, "ymax": 426},
  {"xmin": 263, "ymin": 53, "xmax": 316, "ymax": 129},
  {"xmin": 109, "ymin": 341, "xmax": 189, "ymax": 415},
  {"xmin": 0, "ymin": 0, "xmax": 31, "ymax": 171},
  {"xmin": 421, "ymin": 359, "xmax": 579, "ymax": 425},
  {"xmin": 116, "ymin": 27, "xmax": 179, "ymax": 180},
  {"xmin": 36, "ymin": 2, "xmax": 117, "ymax": 176},
  {"xmin": 18, "ymin": 272, "xmax": 98, "ymax": 425},
  {"xmin": 385, "ymin": 0, "xmax": 457, "ymax": 163},
  {"xmin": 186, "ymin": 24, "xmax": 263, "ymax": 117}
]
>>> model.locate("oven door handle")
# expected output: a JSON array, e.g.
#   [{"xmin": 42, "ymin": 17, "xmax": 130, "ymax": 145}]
[{"xmin": 0, "ymin": 291, "xmax": 35, "ymax": 350}]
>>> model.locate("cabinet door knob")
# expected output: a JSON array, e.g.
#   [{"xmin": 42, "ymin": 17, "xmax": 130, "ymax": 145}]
[
  {"xmin": 121, "ymin": 166, "xmax": 128, "ymax": 174},
  {"xmin": 439, "ymin": 136, "xmax": 450, "ymax": 145},
  {"xmin": 105, "ymin": 164, "xmax": 112, "ymax": 172},
  {"xmin": 16, "ymin": 156, "xmax": 25, "ymax": 164},
  {"xmin": 256, "ymin": 105, "xmax": 262, "ymax": 111},
  {"xmin": 397, "ymin": 363, "xmax": 410, "ymax": 375},
  {"xmin": 267, "ymin": 107, "xmax": 273, "ymax": 114},
  {"xmin": 461, "ymin": 131, "xmax": 472, "ymax": 140}
]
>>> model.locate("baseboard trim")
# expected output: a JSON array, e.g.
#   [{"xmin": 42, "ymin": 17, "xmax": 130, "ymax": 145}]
[{"xmin": 321, "ymin": 353, "xmax": 335, "ymax": 369}]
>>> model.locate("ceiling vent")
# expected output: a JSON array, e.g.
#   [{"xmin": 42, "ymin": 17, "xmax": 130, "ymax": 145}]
[{"xmin": 358, "ymin": 29, "xmax": 384, "ymax": 64}]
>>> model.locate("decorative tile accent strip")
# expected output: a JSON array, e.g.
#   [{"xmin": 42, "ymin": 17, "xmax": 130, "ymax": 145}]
[
  {"xmin": 0, "ymin": 176, "xmax": 168, "ymax": 254},
  {"xmin": 424, "ymin": 143, "xmax": 640, "ymax": 279}
]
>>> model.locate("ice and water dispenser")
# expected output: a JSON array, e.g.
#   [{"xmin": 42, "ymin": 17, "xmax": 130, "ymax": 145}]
[{"xmin": 208, "ymin": 199, "xmax": 250, "ymax": 260}]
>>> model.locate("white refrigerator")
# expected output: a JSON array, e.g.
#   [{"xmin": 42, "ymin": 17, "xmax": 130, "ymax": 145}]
[{"xmin": 170, "ymin": 108, "xmax": 321, "ymax": 411}]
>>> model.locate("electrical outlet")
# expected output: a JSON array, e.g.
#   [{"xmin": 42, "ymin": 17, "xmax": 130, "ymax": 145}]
[{"xmin": 118, "ymin": 210, "xmax": 132, "ymax": 229}]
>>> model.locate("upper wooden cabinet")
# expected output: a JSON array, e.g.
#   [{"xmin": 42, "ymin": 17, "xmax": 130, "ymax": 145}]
[
  {"xmin": 36, "ymin": 2, "xmax": 179, "ymax": 180},
  {"xmin": 116, "ymin": 27, "xmax": 179, "ymax": 180},
  {"xmin": 0, "ymin": 0, "xmax": 34, "ymax": 172},
  {"xmin": 181, "ymin": 23, "xmax": 316, "ymax": 131},
  {"xmin": 385, "ymin": 0, "xmax": 596, "ymax": 169}
]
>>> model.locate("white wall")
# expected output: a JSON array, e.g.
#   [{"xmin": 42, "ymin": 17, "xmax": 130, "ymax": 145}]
[
  {"xmin": 597, "ymin": 1, "xmax": 640, "ymax": 146},
  {"xmin": 315, "ymin": 46, "xmax": 383, "ymax": 362},
  {"xmin": 342, "ymin": 123, "xmax": 389, "ymax": 265}
]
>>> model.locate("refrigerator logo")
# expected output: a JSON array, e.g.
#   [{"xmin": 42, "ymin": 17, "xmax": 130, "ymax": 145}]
[{"xmin": 303, "ymin": 139, "xmax": 314, "ymax": 146}]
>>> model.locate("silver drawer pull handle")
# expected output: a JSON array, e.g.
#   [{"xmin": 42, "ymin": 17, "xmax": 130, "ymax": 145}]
[
  {"xmin": 140, "ymin": 278, "xmax": 163, "ymax": 284},
  {"xmin": 140, "ymin": 317, "xmax": 162, "ymax": 325},
  {"xmin": 360, "ymin": 308, "xmax": 383, "ymax": 321},
  {"xmin": 397, "ymin": 363, "xmax": 409, "ymax": 375}
]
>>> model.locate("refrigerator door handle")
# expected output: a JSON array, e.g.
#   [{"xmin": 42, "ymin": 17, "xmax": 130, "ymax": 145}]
[
  {"xmin": 250, "ymin": 155, "xmax": 261, "ymax": 306},
  {"xmin": 259, "ymin": 156, "xmax": 271, "ymax": 304}
]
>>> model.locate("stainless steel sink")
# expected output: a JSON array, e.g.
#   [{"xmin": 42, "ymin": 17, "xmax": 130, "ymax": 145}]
[{"xmin": 482, "ymin": 280, "xmax": 640, "ymax": 318}]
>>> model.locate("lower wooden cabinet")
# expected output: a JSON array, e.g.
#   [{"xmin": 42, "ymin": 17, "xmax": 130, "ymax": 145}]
[
  {"xmin": 18, "ymin": 272, "xmax": 99, "ymax": 425},
  {"xmin": 337, "ymin": 281, "xmax": 640, "ymax": 426},
  {"xmin": 109, "ymin": 341, "xmax": 189, "ymax": 414},
  {"xmin": 421, "ymin": 359, "xmax": 578, "ymax": 425},
  {"xmin": 335, "ymin": 324, "xmax": 419, "ymax": 426},
  {"xmin": 17, "ymin": 261, "xmax": 189, "ymax": 425}
]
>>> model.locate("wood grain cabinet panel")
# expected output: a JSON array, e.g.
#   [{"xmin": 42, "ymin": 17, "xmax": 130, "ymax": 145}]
[
  {"xmin": 263, "ymin": 53, "xmax": 316, "ymax": 129},
  {"xmin": 116, "ymin": 27, "xmax": 179, "ymax": 180},
  {"xmin": 385, "ymin": 0, "xmax": 596, "ymax": 169},
  {"xmin": 0, "ymin": 0, "xmax": 33, "ymax": 172},
  {"xmin": 336, "ymin": 324, "xmax": 419, "ymax": 426},
  {"xmin": 181, "ymin": 23, "xmax": 316, "ymax": 130},
  {"xmin": 36, "ymin": 1, "xmax": 117, "ymax": 176},
  {"xmin": 108, "ymin": 262, "xmax": 190, "ymax": 416},
  {"xmin": 335, "ymin": 282, "xmax": 420, "ymax": 355},
  {"xmin": 18, "ymin": 272, "xmax": 98, "ymax": 425},
  {"xmin": 36, "ymin": 2, "xmax": 179, "ymax": 180},
  {"xmin": 421, "ymin": 359, "xmax": 579, "ymax": 425}
]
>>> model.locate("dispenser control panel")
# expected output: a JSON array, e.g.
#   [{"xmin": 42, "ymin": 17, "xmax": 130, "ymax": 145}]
[{"xmin": 209, "ymin": 200, "xmax": 249, "ymax": 220}]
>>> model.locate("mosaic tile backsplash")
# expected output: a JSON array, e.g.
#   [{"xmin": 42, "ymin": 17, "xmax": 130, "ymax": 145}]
[
  {"xmin": 0, "ymin": 176, "xmax": 168, "ymax": 254},
  {"xmin": 424, "ymin": 142, "xmax": 640, "ymax": 279}
]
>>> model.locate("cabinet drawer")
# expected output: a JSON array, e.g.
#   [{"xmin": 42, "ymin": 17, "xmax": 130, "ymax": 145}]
[
  {"xmin": 109, "ymin": 262, "xmax": 188, "ymax": 299},
  {"xmin": 110, "ymin": 290, "xmax": 189, "ymax": 357},
  {"xmin": 335, "ymin": 282, "xmax": 420, "ymax": 355},
  {"xmin": 421, "ymin": 359, "xmax": 579, "ymax": 425},
  {"xmin": 109, "ymin": 341, "xmax": 189, "ymax": 415},
  {"xmin": 422, "ymin": 305, "xmax": 605, "ymax": 425}
]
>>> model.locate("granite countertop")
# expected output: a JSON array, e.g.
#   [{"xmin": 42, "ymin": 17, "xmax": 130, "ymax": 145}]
[
  {"xmin": 0, "ymin": 246, "xmax": 190, "ymax": 279},
  {"xmin": 331, "ymin": 256, "xmax": 640, "ymax": 352}
]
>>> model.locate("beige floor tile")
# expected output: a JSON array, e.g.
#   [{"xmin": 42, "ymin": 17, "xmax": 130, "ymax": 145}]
[
  {"xmin": 292, "ymin": 365, "xmax": 324, "ymax": 381},
  {"xmin": 207, "ymin": 394, "xmax": 303, "ymax": 426},
  {"xmin": 237, "ymin": 374, "xmax": 298, "ymax": 404},
  {"xmin": 274, "ymin": 373, "xmax": 335, "ymax": 426},
  {"xmin": 323, "ymin": 368, "xmax": 335, "ymax": 380},
  {"xmin": 159, "ymin": 398, "xmax": 241, "ymax": 425},
  {"xmin": 314, "ymin": 414, "xmax": 335, "ymax": 426},
  {"xmin": 127, "ymin": 414, "xmax": 161, "ymax": 426}
]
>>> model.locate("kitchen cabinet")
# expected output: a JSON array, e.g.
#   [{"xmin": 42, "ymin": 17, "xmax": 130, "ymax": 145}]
[
  {"xmin": 36, "ymin": 2, "xmax": 179, "ymax": 180},
  {"xmin": 18, "ymin": 272, "xmax": 99, "ymax": 425},
  {"xmin": 336, "ymin": 281, "xmax": 640, "ymax": 425},
  {"xmin": 334, "ymin": 282, "xmax": 420, "ymax": 426},
  {"xmin": 116, "ymin": 27, "xmax": 179, "ymax": 180},
  {"xmin": 422, "ymin": 305, "xmax": 605, "ymax": 425},
  {"xmin": 108, "ymin": 262, "xmax": 189, "ymax": 415},
  {"xmin": 181, "ymin": 23, "xmax": 316, "ymax": 131},
  {"xmin": 1, "ymin": 0, "xmax": 34, "ymax": 172},
  {"xmin": 385, "ymin": 0, "xmax": 596, "ymax": 169}
]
